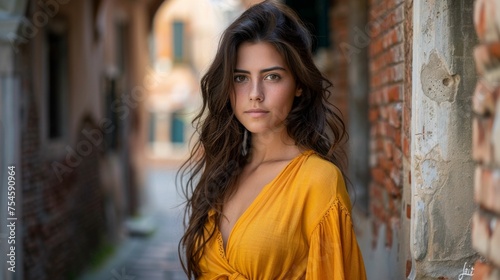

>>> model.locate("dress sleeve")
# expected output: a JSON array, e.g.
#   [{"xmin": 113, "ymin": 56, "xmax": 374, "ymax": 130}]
[{"xmin": 305, "ymin": 198, "xmax": 367, "ymax": 279}]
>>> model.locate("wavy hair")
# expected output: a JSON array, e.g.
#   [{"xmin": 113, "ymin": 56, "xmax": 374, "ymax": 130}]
[{"xmin": 177, "ymin": 1, "xmax": 348, "ymax": 278}]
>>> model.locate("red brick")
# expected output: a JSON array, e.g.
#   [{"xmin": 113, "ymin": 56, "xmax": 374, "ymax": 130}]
[
  {"xmin": 372, "ymin": 203, "xmax": 387, "ymax": 222},
  {"xmin": 380, "ymin": 121, "xmax": 396, "ymax": 139},
  {"xmin": 370, "ymin": 70, "xmax": 382, "ymax": 89},
  {"xmin": 372, "ymin": 167, "xmax": 386, "ymax": 184},
  {"xmin": 484, "ymin": 170, "xmax": 500, "ymax": 214},
  {"xmin": 369, "ymin": 2, "xmax": 385, "ymax": 23},
  {"xmin": 392, "ymin": 64, "xmax": 404, "ymax": 83},
  {"xmin": 383, "ymin": 26, "xmax": 403, "ymax": 49},
  {"xmin": 369, "ymin": 108, "xmax": 380, "ymax": 122},
  {"xmin": 370, "ymin": 89, "xmax": 382, "ymax": 105},
  {"xmin": 384, "ymin": 177, "xmax": 401, "ymax": 197},
  {"xmin": 475, "ymin": 166, "xmax": 494, "ymax": 207},
  {"xmin": 388, "ymin": 103, "xmax": 402, "ymax": 128},
  {"xmin": 493, "ymin": 117, "xmax": 500, "ymax": 167},
  {"xmin": 474, "ymin": 0, "xmax": 487, "ymax": 41},
  {"xmin": 371, "ymin": 51, "xmax": 389, "ymax": 73},
  {"xmin": 475, "ymin": 166, "xmax": 485, "ymax": 204},
  {"xmin": 473, "ymin": 0, "xmax": 500, "ymax": 43},
  {"xmin": 378, "ymin": 155, "xmax": 390, "ymax": 170},
  {"xmin": 383, "ymin": 139, "xmax": 393, "ymax": 159},
  {"xmin": 382, "ymin": 68, "xmax": 392, "ymax": 88},
  {"xmin": 383, "ymin": 28, "xmax": 396, "ymax": 48},
  {"xmin": 373, "ymin": 89, "xmax": 384, "ymax": 105},
  {"xmin": 370, "ymin": 36, "xmax": 384, "ymax": 57},
  {"xmin": 473, "ymin": 260, "xmax": 493, "ymax": 280},
  {"xmin": 393, "ymin": 147, "xmax": 403, "ymax": 169},
  {"xmin": 474, "ymin": 43, "xmax": 500, "ymax": 75},
  {"xmin": 385, "ymin": 0, "xmax": 404, "ymax": 8},
  {"xmin": 387, "ymin": 193, "xmax": 396, "ymax": 213},
  {"xmin": 387, "ymin": 84, "xmax": 402, "ymax": 102},
  {"xmin": 377, "ymin": 138, "xmax": 384, "ymax": 150},
  {"xmin": 380, "ymin": 105, "xmax": 388, "ymax": 120},
  {"xmin": 491, "ymin": 217, "xmax": 500, "ymax": 267},
  {"xmin": 390, "ymin": 44, "xmax": 404, "ymax": 64},
  {"xmin": 370, "ymin": 182, "xmax": 383, "ymax": 200},
  {"xmin": 370, "ymin": 138, "xmax": 379, "ymax": 151},
  {"xmin": 390, "ymin": 165, "xmax": 402, "ymax": 187},
  {"xmin": 472, "ymin": 116, "xmax": 493, "ymax": 164},
  {"xmin": 366, "ymin": 16, "xmax": 383, "ymax": 38},
  {"xmin": 370, "ymin": 125, "xmax": 378, "ymax": 138},
  {"xmin": 382, "ymin": 5, "xmax": 404, "ymax": 31},
  {"xmin": 472, "ymin": 80, "xmax": 496, "ymax": 116},
  {"xmin": 394, "ymin": 127, "xmax": 402, "ymax": 148},
  {"xmin": 472, "ymin": 211, "xmax": 491, "ymax": 258}
]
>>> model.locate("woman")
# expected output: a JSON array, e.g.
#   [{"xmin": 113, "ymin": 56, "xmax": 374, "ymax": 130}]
[{"xmin": 178, "ymin": 1, "xmax": 366, "ymax": 279}]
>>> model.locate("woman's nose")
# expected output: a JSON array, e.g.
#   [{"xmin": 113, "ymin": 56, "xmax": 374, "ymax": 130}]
[{"xmin": 249, "ymin": 81, "xmax": 264, "ymax": 101}]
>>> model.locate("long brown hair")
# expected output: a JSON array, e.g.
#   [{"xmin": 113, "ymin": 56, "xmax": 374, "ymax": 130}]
[{"xmin": 177, "ymin": 1, "xmax": 347, "ymax": 278}]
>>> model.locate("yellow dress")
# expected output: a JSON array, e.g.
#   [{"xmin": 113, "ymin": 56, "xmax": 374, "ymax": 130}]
[{"xmin": 198, "ymin": 150, "xmax": 367, "ymax": 279}]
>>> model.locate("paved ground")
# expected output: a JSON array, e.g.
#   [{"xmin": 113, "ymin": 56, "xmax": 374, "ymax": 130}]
[{"xmin": 78, "ymin": 165, "xmax": 186, "ymax": 280}]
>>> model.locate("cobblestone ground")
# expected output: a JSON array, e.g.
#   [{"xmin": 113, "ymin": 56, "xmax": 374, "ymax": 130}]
[
  {"xmin": 121, "ymin": 165, "xmax": 186, "ymax": 280},
  {"xmin": 79, "ymin": 165, "xmax": 186, "ymax": 280}
]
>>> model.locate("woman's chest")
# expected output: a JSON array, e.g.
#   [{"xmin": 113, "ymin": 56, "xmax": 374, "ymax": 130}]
[{"xmin": 221, "ymin": 201, "xmax": 309, "ymax": 274}]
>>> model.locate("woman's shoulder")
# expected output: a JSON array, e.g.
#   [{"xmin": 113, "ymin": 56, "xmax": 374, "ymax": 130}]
[
  {"xmin": 295, "ymin": 150, "xmax": 350, "ymax": 210},
  {"xmin": 299, "ymin": 151, "xmax": 344, "ymax": 186}
]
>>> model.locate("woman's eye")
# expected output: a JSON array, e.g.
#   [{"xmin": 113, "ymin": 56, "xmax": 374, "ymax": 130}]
[
  {"xmin": 265, "ymin": 74, "xmax": 280, "ymax": 81},
  {"xmin": 234, "ymin": 75, "xmax": 247, "ymax": 83}
]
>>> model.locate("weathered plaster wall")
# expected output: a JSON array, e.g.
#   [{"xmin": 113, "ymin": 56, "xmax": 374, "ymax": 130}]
[{"xmin": 411, "ymin": 0, "xmax": 478, "ymax": 278}]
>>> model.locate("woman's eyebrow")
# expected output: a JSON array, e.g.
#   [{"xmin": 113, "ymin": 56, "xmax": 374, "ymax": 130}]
[{"xmin": 234, "ymin": 66, "xmax": 287, "ymax": 74}]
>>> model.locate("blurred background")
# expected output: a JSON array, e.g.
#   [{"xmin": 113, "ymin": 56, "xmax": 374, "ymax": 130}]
[{"xmin": 1, "ymin": 0, "xmax": 499, "ymax": 279}]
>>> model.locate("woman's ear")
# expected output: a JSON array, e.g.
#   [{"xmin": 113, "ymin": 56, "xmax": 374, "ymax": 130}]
[{"xmin": 295, "ymin": 88, "xmax": 303, "ymax": 97}]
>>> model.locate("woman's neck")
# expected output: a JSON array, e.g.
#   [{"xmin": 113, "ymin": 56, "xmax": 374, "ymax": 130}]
[{"xmin": 248, "ymin": 129, "xmax": 302, "ymax": 165}]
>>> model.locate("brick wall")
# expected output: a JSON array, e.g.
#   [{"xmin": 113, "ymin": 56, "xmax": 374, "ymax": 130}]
[
  {"xmin": 472, "ymin": 0, "xmax": 500, "ymax": 278},
  {"xmin": 330, "ymin": 0, "xmax": 350, "ymax": 120},
  {"xmin": 368, "ymin": 0, "xmax": 404, "ymax": 248},
  {"xmin": 21, "ymin": 90, "xmax": 106, "ymax": 279}
]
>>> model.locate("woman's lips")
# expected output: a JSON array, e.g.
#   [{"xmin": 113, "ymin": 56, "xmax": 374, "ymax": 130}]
[{"xmin": 244, "ymin": 109, "xmax": 269, "ymax": 117}]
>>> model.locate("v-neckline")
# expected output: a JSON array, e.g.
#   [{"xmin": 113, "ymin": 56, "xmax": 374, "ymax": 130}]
[{"xmin": 219, "ymin": 150, "xmax": 312, "ymax": 258}]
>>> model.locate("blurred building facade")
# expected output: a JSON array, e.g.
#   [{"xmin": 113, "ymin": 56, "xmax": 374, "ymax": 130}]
[
  {"xmin": 0, "ymin": 0, "xmax": 162, "ymax": 278},
  {"xmin": 145, "ymin": 0, "xmax": 241, "ymax": 161}
]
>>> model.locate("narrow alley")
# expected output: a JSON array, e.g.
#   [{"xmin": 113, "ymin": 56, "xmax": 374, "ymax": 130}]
[{"xmin": 79, "ymin": 164, "xmax": 185, "ymax": 280}]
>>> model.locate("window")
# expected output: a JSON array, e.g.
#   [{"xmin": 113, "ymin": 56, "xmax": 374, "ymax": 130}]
[
  {"xmin": 46, "ymin": 24, "xmax": 69, "ymax": 140},
  {"xmin": 104, "ymin": 78, "xmax": 119, "ymax": 150},
  {"xmin": 173, "ymin": 21, "xmax": 185, "ymax": 62},
  {"xmin": 171, "ymin": 111, "xmax": 184, "ymax": 144},
  {"xmin": 148, "ymin": 112, "xmax": 156, "ymax": 144}
]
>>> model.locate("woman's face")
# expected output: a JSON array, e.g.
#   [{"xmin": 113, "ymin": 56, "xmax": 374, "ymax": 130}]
[{"xmin": 230, "ymin": 42, "xmax": 301, "ymax": 136}]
